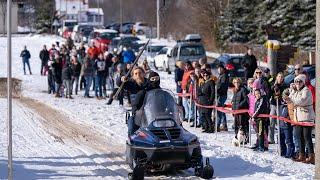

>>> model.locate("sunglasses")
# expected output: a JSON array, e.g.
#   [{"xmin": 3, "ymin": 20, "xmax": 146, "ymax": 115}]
[
  {"xmin": 295, "ymin": 68, "xmax": 300, "ymax": 70},
  {"xmin": 203, "ymin": 74, "xmax": 209, "ymax": 77},
  {"xmin": 150, "ymin": 76, "xmax": 160, "ymax": 82},
  {"xmin": 256, "ymin": 72, "xmax": 262, "ymax": 74},
  {"xmin": 294, "ymin": 80, "xmax": 303, "ymax": 84}
]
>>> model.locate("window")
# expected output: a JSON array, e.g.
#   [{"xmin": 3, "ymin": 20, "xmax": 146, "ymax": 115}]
[
  {"xmin": 172, "ymin": 47, "xmax": 178, "ymax": 57},
  {"xmin": 140, "ymin": 23, "xmax": 149, "ymax": 27},
  {"xmin": 100, "ymin": 32, "xmax": 118, "ymax": 40},
  {"xmin": 149, "ymin": 46, "xmax": 165, "ymax": 53},
  {"xmin": 179, "ymin": 46, "xmax": 205, "ymax": 56},
  {"xmin": 88, "ymin": 15, "xmax": 94, "ymax": 22},
  {"xmin": 158, "ymin": 48, "xmax": 167, "ymax": 55},
  {"xmin": 96, "ymin": 15, "xmax": 101, "ymax": 23}
]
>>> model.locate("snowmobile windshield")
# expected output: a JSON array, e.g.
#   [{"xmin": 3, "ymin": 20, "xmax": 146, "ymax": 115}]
[{"xmin": 141, "ymin": 89, "xmax": 179, "ymax": 127}]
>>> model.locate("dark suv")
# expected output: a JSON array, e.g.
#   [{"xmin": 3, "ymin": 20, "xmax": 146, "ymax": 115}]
[{"xmin": 212, "ymin": 54, "xmax": 245, "ymax": 84}]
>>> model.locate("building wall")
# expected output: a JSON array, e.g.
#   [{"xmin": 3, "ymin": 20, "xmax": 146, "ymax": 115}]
[
  {"xmin": 0, "ymin": 3, "xmax": 18, "ymax": 34},
  {"xmin": 56, "ymin": 0, "xmax": 89, "ymax": 15}
]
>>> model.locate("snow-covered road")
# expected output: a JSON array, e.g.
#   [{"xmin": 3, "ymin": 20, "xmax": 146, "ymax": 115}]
[{"xmin": 0, "ymin": 35, "xmax": 314, "ymax": 179}]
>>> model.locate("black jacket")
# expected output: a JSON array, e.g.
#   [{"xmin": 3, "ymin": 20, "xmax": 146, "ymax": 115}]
[
  {"xmin": 174, "ymin": 68, "xmax": 184, "ymax": 93},
  {"xmin": 270, "ymin": 82, "xmax": 287, "ymax": 106},
  {"xmin": 94, "ymin": 58, "xmax": 107, "ymax": 76},
  {"xmin": 242, "ymin": 54, "xmax": 257, "ymax": 79},
  {"xmin": 197, "ymin": 79, "xmax": 215, "ymax": 106},
  {"xmin": 39, "ymin": 49, "xmax": 49, "ymax": 64},
  {"xmin": 20, "ymin": 50, "xmax": 31, "ymax": 60},
  {"xmin": 252, "ymin": 95, "xmax": 270, "ymax": 118},
  {"xmin": 62, "ymin": 64, "xmax": 73, "ymax": 80},
  {"xmin": 52, "ymin": 61, "xmax": 62, "ymax": 84},
  {"xmin": 232, "ymin": 86, "xmax": 249, "ymax": 110},
  {"xmin": 117, "ymin": 78, "xmax": 148, "ymax": 95},
  {"xmin": 217, "ymin": 72, "xmax": 229, "ymax": 97},
  {"xmin": 71, "ymin": 63, "xmax": 82, "ymax": 77}
]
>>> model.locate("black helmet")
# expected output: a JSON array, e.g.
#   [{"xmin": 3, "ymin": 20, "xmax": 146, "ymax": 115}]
[{"xmin": 148, "ymin": 71, "xmax": 160, "ymax": 88}]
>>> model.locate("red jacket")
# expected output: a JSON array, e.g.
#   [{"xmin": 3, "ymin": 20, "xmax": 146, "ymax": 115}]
[
  {"xmin": 181, "ymin": 69, "xmax": 194, "ymax": 91},
  {"xmin": 87, "ymin": 47, "xmax": 100, "ymax": 59},
  {"xmin": 306, "ymin": 81, "xmax": 315, "ymax": 110}
]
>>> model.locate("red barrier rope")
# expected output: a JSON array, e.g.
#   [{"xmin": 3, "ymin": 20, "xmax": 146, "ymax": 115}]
[{"xmin": 177, "ymin": 93, "xmax": 315, "ymax": 127}]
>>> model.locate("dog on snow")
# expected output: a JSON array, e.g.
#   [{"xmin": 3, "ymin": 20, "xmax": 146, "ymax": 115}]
[{"xmin": 232, "ymin": 129, "xmax": 247, "ymax": 147}]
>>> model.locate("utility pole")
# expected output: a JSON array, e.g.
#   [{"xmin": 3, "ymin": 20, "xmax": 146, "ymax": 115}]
[
  {"xmin": 120, "ymin": 0, "xmax": 123, "ymax": 33},
  {"xmin": 315, "ymin": 0, "xmax": 320, "ymax": 179},
  {"xmin": 157, "ymin": 0, "xmax": 160, "ymax": 39},
  {"xmin": 65, "ymin": 0, "xmax": 67, "ymax": 18},
  {"xmin": 97, "ymin": 0, "xmax": 100, "ymax": 17},
  {"xmin": 6, "ymin": 0, "xmax": 13, "ymax": 179}
]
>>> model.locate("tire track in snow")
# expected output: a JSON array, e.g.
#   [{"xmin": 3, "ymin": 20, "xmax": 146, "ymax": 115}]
[
  {"xmin": 17, "ymin": 97, "xmax": 201, "ymax": 179},
  {"xmin": 18, "ymin": 97, "xmax": 130, "ymax": 178}
]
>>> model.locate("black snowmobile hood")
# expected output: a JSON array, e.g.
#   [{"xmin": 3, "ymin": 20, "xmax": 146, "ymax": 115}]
[{"xmin": 135, "ymin": 89, "xmax": 180, "ymax": 128}]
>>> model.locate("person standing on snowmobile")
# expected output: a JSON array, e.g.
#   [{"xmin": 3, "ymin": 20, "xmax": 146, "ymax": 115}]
[{"xmin": 127, "ymin": 71, "xmax": 161, "ymax": 136}]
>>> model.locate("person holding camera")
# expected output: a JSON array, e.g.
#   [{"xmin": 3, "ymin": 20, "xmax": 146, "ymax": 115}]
[
  {"xmin": 285, "ymin": 74, "xmax": 315, "ymax": 164},
  {"xmin": 269, "ymin": 72, "xmax": 287, "ymax": 144}
]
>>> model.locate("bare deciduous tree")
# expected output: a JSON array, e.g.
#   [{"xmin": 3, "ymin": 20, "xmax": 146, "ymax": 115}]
[{"xmin": 0, "ymin": 0, "xmax": 6, "ymax": 35}]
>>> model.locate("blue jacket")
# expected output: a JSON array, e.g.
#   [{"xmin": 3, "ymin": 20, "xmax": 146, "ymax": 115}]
[
  {"xmin": 280, "ymin": 104, "xmax": 292, "ymax": 129},
  {"xmin": 20, "ymin": 50, "xmax": 31, "ymax": 61},
  {"xmin": 174, "ymin": 68, "xmax": 184, "ymax": 93},
  {"xmin": 122, "ymin": 50, "xmax": 135, "ymax": 64}
]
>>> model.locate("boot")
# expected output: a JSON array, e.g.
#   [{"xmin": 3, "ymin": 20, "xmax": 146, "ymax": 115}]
[
  {"xmin": 294, "ymin": 153, "xmax": 306, "ymax": 162},
  {"xmin": 107, "ymin": 98, "xmax": 113, "ymax": 105},
  {"xmin": 69, "ymin": 95, "xmax": 73, "ymax": 99},
  {"xmin": 220, "ymin": 125, "xmax": 228, "ymax": 131},
  {"xmin": 305, "ymin": 153, "xmax": 315, "ymax": 164},
  {"xmin": 55, "ymin": 93, "xmax": 60, "ymax": 98}
]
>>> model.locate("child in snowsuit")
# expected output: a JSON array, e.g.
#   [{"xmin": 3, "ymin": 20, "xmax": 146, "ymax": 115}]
[
  {"xmin": 252, "ymin": 89, "xmax": 270, "ymax": 152},
  {"xmin": 249, "ymin": 79, "xmax": 269, "ymax": 149}
]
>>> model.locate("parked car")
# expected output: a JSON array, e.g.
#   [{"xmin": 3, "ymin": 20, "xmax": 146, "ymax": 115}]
[
  {"xmin": 59, "ymin": 20, "xmax": 78, "ymax": 38},
  {"xmin": 90, "ymin": 29, "xmax": 119, "ymax": 52},
  {"xmin": 106, "ymin": 23, "xmax": 120, "ymax": 32},
  {"xmin": 211, "ymin": 54, "xmax": 245, "ymax": 85},
  {"xmin": 71, "ymin": 24, "xmax": 94, "ymax": 43},
  {"xmin": 168, "ymin": 35, "xmax": 206, "ymax": 71},
  {"xmin": 284, "ymin": 65, "xmax": 315, "ymax": 86},
  {"xmin": 121, "ymin": 22, "xmax": 134, "ymax": 34},
  {"xmin": 133, "ymin": 22, "xmax": 150, "ymax": 35},
  {"xmin": 109, "ymin": 35, "xmax": 142, "ymax": 53},
  {"xmin": 81, "ymin": 28, "xmax": 94, "ymax": 43},
  {"xmin": 145, "ymin": 44, "xmax": 166, "ymax": 63},
  {"xmin": 154, "ymin": 47, "xmax": 173, "ymax": 73}
]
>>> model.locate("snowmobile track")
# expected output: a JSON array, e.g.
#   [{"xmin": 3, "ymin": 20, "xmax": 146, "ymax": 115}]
[{"xmin": 17, "ymin": 97, "xmax": 130, "ymax": 178}]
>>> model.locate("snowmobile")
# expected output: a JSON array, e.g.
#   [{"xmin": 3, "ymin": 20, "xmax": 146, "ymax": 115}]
[{"xmin": 125, "ymin": 89, "xmax": 214, "ymax": 179}]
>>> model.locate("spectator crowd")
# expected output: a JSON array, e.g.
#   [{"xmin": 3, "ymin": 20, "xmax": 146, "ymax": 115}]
[
  {"xmin": 174, "ymin": 48, "xmax": 315, "ymax": 164},
  {"xmin": 25, "ymin": 40, "xmax": 315, "ymax": 165}
]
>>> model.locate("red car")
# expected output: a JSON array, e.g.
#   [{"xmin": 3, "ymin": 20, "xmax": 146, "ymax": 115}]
[
  {"xmin": 62, "ymin": 27, "xmax": 73, "ymax": 39},
  {"xmin": 91, "ymin": 29, "xmax": 119, "ymax": 52}
]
